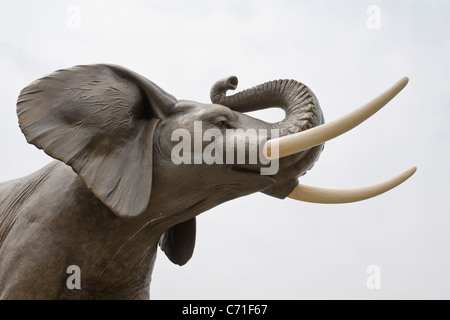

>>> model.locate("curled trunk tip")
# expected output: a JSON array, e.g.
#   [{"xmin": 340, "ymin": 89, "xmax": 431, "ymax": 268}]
[{"xmin": 210, "ymin": 76, "xmax": 238, "ymax": 102}]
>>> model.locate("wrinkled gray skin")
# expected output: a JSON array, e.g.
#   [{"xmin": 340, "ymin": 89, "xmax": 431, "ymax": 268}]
[{"xmin": 0, "ymin": 64, "xmax": 324, "ymax": 299}]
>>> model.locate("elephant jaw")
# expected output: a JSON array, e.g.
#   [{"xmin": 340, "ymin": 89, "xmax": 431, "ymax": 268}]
[{"xmin": 262, "ymin": 76, "xmax": 416, "ymax": 203}]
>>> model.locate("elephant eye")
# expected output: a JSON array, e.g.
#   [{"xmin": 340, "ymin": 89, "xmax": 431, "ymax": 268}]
[{"xmin": 216, "ymin": 120, "xmax": 228, "ymax": 129}]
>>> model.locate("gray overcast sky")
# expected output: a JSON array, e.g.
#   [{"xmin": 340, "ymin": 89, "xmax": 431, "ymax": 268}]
[{"xmin": 1, "ymin": 0, "xmax": 449, "ymax": 299}]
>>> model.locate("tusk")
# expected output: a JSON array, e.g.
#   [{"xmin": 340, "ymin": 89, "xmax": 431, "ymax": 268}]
[
  {"xmin": 263, "ymin": 77, "xmax": 409, "ymax": 160},
  {"xmin": 288, "ymin": 166, "xmax": 416, "ymax": 203}
]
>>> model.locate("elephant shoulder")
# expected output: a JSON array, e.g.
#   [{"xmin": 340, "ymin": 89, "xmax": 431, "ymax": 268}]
[{"xmin": 0, "ymin": 161, "xmax": 76, "ymax": 245}]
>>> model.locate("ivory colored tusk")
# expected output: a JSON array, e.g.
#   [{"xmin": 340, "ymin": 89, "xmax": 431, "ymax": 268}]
[
  {"xmin": 288, "ymin": 166, "xmax": 417, "ymax": 203},
  {"xmin": 263, "ymin": 77, "xmax": 409, "ymax": 160}
]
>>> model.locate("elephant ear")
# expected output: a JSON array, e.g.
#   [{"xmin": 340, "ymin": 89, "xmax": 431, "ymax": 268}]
[
  {"xmin": 160, "ymin": 218, "xmax": 196, "ymax": 266},
  {"xmin": 16, "ymin": 64, "xmax": 177, "ymax": 218}
]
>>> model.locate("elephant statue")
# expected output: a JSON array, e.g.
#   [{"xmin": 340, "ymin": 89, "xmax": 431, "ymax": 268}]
[{"xmin": 0, "ymin": 64, "xmax": 415, "ymax": 299}]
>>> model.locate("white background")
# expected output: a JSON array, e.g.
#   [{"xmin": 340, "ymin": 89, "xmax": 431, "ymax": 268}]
[{"xmin": 0, "ymin": 0, "xmax": 449, "ymax": 299}]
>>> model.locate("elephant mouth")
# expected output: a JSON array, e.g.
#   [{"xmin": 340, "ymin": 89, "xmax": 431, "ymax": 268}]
[
  {"xmin": 231, "ymin": 164, "xmax": 275, "ymax": 178},
  {"xmin": 230, "ymin": 164, "xmax": 277, "ymax": 188},
  {"xmin": 231, "ymin": 165, "xmax": 260, "ymax": 174}
]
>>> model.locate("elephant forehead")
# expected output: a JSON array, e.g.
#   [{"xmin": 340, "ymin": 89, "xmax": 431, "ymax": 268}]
[
  {"xmin": 173, "ymin": 101, "xmax": 234, "ymax": 119},
  {"xmin": 173, "ymin": 100, "xmax": 205, "ymax": 110}
]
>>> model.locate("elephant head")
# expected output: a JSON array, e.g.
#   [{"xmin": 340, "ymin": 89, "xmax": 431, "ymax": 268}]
[{"xmin": 15, "ymin": 64, "xmax": 415, "ymax": 273}]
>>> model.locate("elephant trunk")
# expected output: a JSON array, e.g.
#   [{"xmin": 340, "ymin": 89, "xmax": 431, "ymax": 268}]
[{"xmin": 210, "ymin": 76, "xmax": 324, "ymax": 137}]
